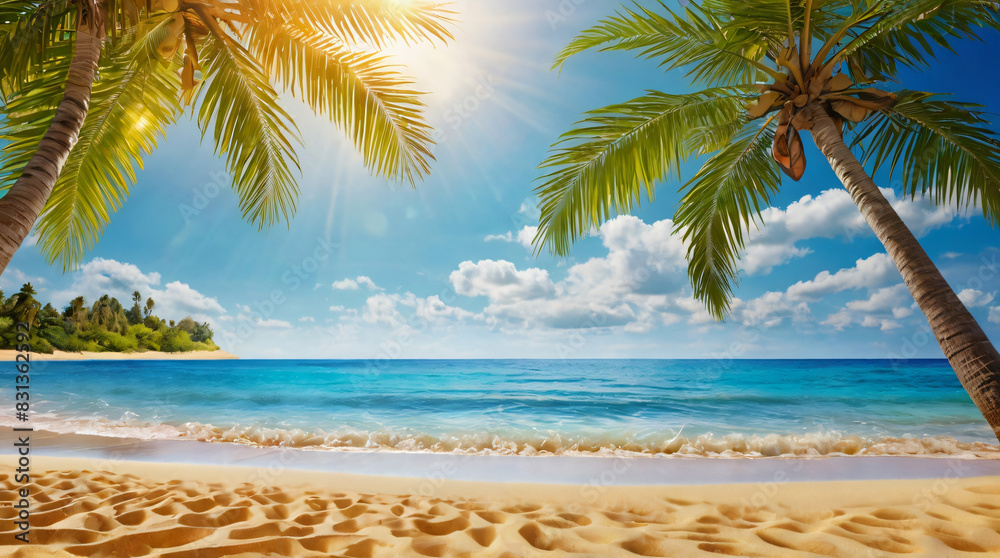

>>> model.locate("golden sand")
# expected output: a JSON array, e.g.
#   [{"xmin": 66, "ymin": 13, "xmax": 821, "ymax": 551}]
[
  {"xmin": 0, "ymin": 350, "xmax": 238, "ymax": 361},
  {"xmin": 1, "ymin": 457, "xmax": 999, "ymax": 556}
]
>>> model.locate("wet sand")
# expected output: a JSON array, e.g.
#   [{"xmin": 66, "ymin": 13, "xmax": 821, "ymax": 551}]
[{"xmin": 2, "ymin": 428, "xmax": 1000, "ymax": 556}]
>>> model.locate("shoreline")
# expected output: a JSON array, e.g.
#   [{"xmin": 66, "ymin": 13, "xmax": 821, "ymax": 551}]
[
  {"xmin": 2, "ymin": 456, "xmax": 999, "ymax": 556},
  {"xmin": 6, "ymin": 420, "xmax": 1000, "ymax": 459},
  {"xmin": 6, "ymin": 430, "xmax": 1000, "ymax": 485},
  {"xmin": 0, "ymin": 348, "xmax": 238, "ymax": 361}
]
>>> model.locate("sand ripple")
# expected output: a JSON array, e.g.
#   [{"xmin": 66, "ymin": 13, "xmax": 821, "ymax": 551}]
[{"xmin": 2, "ymin": 469, "xmax": 1000, "ymax": 556}]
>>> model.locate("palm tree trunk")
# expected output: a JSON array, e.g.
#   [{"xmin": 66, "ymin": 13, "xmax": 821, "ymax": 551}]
[
  {"xmin": 0, "ymin": 16, "xmax": 105, "ymax": 276},
  {"xmin": 807, "ymin": 103, "xmax": 1000, "ymax": 442}
]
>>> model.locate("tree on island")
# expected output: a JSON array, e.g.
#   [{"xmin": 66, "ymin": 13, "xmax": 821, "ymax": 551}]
[
  {"xmin": 126, "ymin": 290, "xmax": 143, "ymax": 325},
  {"xmin": 0, "ymin": 0, "xmax": 454, "ymax": 275},
  {"xmin": 10, "ymin": 282, "xmax": 40, "ymax": 328},
  {"xmin": 0, "ymin": 283, "xmax": 217, "ymax": 354},
  {"xmin": 536, "ymin": 1, "xmax": 1000, "ymax": 439}
]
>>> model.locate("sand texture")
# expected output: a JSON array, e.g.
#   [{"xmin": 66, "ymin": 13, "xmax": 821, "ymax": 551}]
[
  {"xmin": 0, "ymin": 350, "xmax": 238, "ymax": 361},
  {"xmin": 2, "ymin": 459, "xmax": 1000, "ymax": 557}
]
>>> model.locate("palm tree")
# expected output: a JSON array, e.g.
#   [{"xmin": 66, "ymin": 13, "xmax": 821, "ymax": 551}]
[
  {"xmin": 0, "ymin": 0, "xmax": 453, "ymax": 273},
  {"xmin": 535, "ymin": 1, "xmax": 1000, "ymax": 439},
  {"xmin": 10, "ymin": 281, "xmax": 39, "ymax": 326}
]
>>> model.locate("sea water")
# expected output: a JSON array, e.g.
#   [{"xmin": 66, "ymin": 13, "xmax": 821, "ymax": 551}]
[{"xmin": 8, "ymin": 359, "xmax": 997, "ymax": 457}]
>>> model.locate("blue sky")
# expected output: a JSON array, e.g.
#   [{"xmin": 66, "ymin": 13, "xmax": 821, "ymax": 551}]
[{"xmin": 5, "ymin": 1, "xmax": 1000, "ymax": 359}]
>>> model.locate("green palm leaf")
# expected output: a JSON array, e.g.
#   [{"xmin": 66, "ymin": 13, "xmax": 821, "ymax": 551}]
[
  {"xmin": 674, "ymin": 121, "xmax": 780, "ymax": 320},
  {"xmin": 0, "ymin": 18, "xmax": 182, "ymax": 270},
  {"xmin": 831, "ymin": 1, "xmax": 1000, "ymax": 82},
  {"xmin": 552, "ymin": 1, "xmax": 780, "ymax": 85},
  {"xmin": 535, "ymin": 89, "xmax": 747, "ymax": 256},
  {"xmin": 0, "ymin": 0, "xmax": 75, "ymax": 98},
  {"xmin": 853, "ymin": 90, "xmax": 1000, "ymax": 225},
  {"xmin": 195, "ymin": 32, "xmax": 301, "ymax": 229},
  {"xmin": 700, "ymin": 0, "xmax": 804, "ymax": 43},
  {"xmin": 262, "ymin": 0, "xmax": 454, "ymax": 48},
  {"xmin": 246, "ymin": 21, "xmax": 434, "ymax": 185}
]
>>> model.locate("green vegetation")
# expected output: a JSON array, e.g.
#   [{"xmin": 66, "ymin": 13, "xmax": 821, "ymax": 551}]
[
  {"xmin": 0, "ymin": 1, "xmax": 455, "ymax": 277},
  {"xmin": 0, "ymin": 283, "xmax": 218, "ymax": 354},
  {"xmin": 536, "ymin": 1, "xmax": 1000, "ymax": 439}
]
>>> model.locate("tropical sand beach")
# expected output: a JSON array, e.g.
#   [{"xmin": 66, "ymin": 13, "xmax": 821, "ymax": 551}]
[
  {"xmin": 5, "ymin": 359, "xmax": 1000, "ymax": 556},
  {"xmin": 3, "ymin": 0, "xmax": 1000, "ymax": 555},
  {"xmin": 2, "ymin": 455, "xmax": 1000, "ymax": 557},
  {"xmin": 0, "ymin": 350, "xmax": 238, "ymax": 361}
]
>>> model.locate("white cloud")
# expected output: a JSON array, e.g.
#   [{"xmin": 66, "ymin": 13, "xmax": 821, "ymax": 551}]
[
  {"xmin": 357, "ymin": 292, "xmax": 473, "ymax": 329},
  {"xmin": 452, "ymin": 217, "xmax": 692, "ymax": 330},
  {"xmin": 991, "ymin": 307, "xmax": 1000, "ymax": 324},
  {"xmin": 484, "ymin": 231, "xmax": 513, "ymax": 242},
  {"xmin": 332, "ymin": 276, "xmax": 381, "ymax": 291},
  {"xmin": 413, "ymin": 295, "xmax": 475, "ymax": 323},
  {"xmin": 892, "ymin": 306, "xmax": 913, "ymax": 319},
  {"xmin": 958, "ymin": 289, "xmax": 995, "ymax": 308},
  {"xmin": 299, "ymin": 316, "xmax": 315, "ymax": 323},
  {"xmin": 284, "ymin": 189, "xmax": 969, "ymax": 342},
  {"xmin": 451, "ymin": 260, "xmax": 555, "ymax": 301},
  {"xmin": 517, "ymin": 226, "xmax": 539, "ymax": 248},
  {"xmin": 539, "ymin": 216, "xmax": 688, "ymax": 331},
  {"xmin": 485, "ymin": 225, "xmax": 538, "ymax": 249},
  {"xmin": 822, "ymin": 310, "xmax": 853, "ymax": 330},
  {"xmin": 674, "ymin": 296, "xmax": 717, "ymax": 325},
  {"xmin": 251, "ymin": 318, "xmax": 292, "ymax": 329},
  {"xmin": 0, "ymin": 268, "xmax": 46, "ymax": 291},
  {"xmin": 861, "ymin": 315, "xmax": 901, "ymax": 331},
  {"xmin": 50, "ymin": 258, "xmax": 225, "ymax": 322},
  {"xmin": 737, "ymin": 291, "xmax": 809, "ymax": 328},
  {"xmin": 786, "ymin": 254, "xmax": 897, "ymax": 301},
  {"xmin": 742, "ymin": 188, "xmax": 962, "ymax": 275},
  {"xmin": 362, "ymin": 293, "xmax": 409, "ymax": 327},
  {"xmin": 845, "ymin": 284, "xmax": 910, "ymax": 313},
  {"xmin": 822, "ymin": 284, "xmax": 914, "ymax": 332},
  {"xmin": 157, "ymin": 281, "xmax": 227, "ymax": 315}
]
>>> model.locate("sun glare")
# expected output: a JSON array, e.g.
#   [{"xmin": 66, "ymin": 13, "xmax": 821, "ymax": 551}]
[{"xmin": 133, "ymin": 114, "xmax": 151, "ymax": 132}]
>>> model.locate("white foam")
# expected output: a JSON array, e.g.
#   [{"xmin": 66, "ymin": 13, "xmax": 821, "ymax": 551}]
[{"xmin": 3, "ymin": 415, "xmax": 998, "ymax": 458}]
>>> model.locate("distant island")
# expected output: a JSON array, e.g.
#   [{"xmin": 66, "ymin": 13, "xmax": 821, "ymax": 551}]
[{"xmin": 0, "ymin": 282, "xmax": 221, "ymax": 355}]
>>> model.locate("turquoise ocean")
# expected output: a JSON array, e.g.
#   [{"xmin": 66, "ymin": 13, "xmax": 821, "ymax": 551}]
[{"xmin": 8, "ymin": 359, "xmax": 998, "ymax": 457}]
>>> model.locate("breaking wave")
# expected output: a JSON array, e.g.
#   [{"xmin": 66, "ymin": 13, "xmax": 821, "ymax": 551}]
[{"xmin": 9, "ymin": 414, "xmax": 1000, "ymax": 458}]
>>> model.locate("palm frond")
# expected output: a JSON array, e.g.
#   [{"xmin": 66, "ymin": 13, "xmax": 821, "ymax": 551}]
[
  {"xmin": 674, "ymin": 121, "xmax": 781, "ymax": 320},
  {"xmin": 853, "ymin": 90, "xmax": 1000, "ymax": 226},
  {"xmin": 261, "ymin": 0, "xmax": 454, "ymax": 48},
  {"xmin": 534, "ymin": 89, "xmax": 747, "ymax": 256},
  {"xmin": 0, "ymin": 17, "xmax": 182, "ymax": 270},
  {"xmin": 552, "ymin": 1, "xmax": 781, "ymax": 85},
  {"xmin": 700, "ymin": 0, "xmax": 805, "ymax": 45},
  {"xmin": 246, "ymin": 21, "xmax": 434, "ymax": 184},
  {"xmin": 830, "ymin": 0, "xmax": 1000, "ymax": 82},
  {"xmin": 0, "ymin": 0, "xmax": 76, "ymax": 98},
  {"xmin": 195, "ymin": 31, "xmax": 301, "ymax": 229}
]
